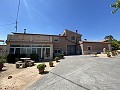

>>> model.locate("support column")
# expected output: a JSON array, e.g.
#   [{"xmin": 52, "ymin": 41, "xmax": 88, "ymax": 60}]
[{"xmin": 50, "ymin": 44, "xmax": 53, "ymax": 60}]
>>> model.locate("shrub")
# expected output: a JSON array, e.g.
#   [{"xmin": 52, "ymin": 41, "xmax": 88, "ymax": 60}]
[
  {"xmin": 61, "ymin": 54, "xmax": 64, "ymax": 58},
  {"xmin": 37, "ymin": 63, "xmax": 46, "ymax": 69},
  {"xmin": 49, "ymin": 61, "xmax": 53, "ymax": 67},
  {"xmin": 0, "ymin": 58, "xmax": 5, "ymax": 64},
  {"xmin": 30, "ymin": 54, "xmax": 39, "ymax": 62},
  {"xmin": 7, "ymin": 54, "xmax": 15, "ymax": 63},
  {"xmin": 19, "ymin": 54, "xmax": 26, "ymax": 58},
  {"xmin": 54, "ymin": 57, "xmax": 59, "ymax": 62}
]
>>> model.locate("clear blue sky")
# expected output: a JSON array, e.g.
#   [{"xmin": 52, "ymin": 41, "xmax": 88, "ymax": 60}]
[{"xmin": 0, "ymin": 0, "xmax": 120, "ymax": 44}]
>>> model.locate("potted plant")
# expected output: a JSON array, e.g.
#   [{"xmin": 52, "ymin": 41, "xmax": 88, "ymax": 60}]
[
  {"xmin": 37, "ymin": 63, "xmax": 46, "ymax": 74},
  {"xmin": 61, "ymin": 54, "xmax": 64, "ymax": 59},
  {"xmin": 106, "ymin": 52, "xmax": 111, "ymax": 57},
  {"xmin": 49, "ymin": 61, "xmax": 53, "ymax": 67},
  {"xmin": 54, "ymin": 57, "xmax": 59, "ymax": 62},
  {"xmin": 0, "ymin": 57, "xmax": 5, "ymax": 71},
  {"xmin": 112, "ymin": 51, "xmax": 116, "ymax": 56}
]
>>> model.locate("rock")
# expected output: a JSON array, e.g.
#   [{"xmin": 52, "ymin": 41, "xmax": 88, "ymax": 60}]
[{"xmin": 8, "ymin": 76, "xmax": 12, "ymax": 79}]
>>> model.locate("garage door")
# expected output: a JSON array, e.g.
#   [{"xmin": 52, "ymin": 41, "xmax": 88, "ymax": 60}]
[{"xmin": 67, "ymin": 45, "xmax": 76, "ymax": 55}]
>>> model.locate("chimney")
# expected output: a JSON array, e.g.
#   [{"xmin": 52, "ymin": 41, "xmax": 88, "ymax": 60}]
[
  {"xmin": 84, "ymin": 39, "xmax": 87, "ymax": 41},
  {"xmin": 76, "ymin": 30, "xmax": 78, "ymax": 33},
  {"xmin": 24, "ymin": 29, "xmax": 26, "ymax": 34}
]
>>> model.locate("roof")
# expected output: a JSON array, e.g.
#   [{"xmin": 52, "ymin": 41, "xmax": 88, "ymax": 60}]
[
  {"xmin": 12, "ymin": 33, "xmax": 67, "ymax": 37},
  {"xmin": 80, "ymin": 41, "xmax": 111, "ymax": 44},
  {"xmin": 12, "ymin": 29, "xmax": 82, "ymax": 37},
  {"xmin": 64, "ymin": 29, "xmax": 82, "ymax": 36}
]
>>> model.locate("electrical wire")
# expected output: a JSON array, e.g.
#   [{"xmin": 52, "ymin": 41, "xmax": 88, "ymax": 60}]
[
  {"xmin": 0, "ymin": 23, "xmax": 15, "ymax": 26},
  {"xmin": 0, "ymin": 0, "xmax": 20, "ymax": 28}
]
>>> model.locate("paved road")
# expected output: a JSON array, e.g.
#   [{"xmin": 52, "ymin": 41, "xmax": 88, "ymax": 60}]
[{"xmin": 26, "ymin": 55, "xmax": 120, "ymax": 90}]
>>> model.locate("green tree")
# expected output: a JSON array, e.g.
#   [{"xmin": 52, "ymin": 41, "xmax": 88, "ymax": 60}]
[
  {"xmin": 111, "ymin": 0, "xmax": 120, "ymax": 14},
  {"xmin": 104, "ymin": 35, "xmax": 114, "ymax": 41},
  {"xmin": 110, "ymin": 40, "xmax": 120, "ymax": 50},
  {"xmin": 104, "ymin": 35, "xmax": 120, "ymax": 50}
]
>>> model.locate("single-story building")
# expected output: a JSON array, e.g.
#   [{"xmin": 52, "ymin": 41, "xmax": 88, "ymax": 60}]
[{"xmin": 80, "ymin": 40, "xmax": 111, "ymax": 55}]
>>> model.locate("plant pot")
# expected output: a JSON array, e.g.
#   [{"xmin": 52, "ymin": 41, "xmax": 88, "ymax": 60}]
[
  {"xmin": 49, "ymin": 62, "xmax": 53, "ymax": 67},
  {"xmin": 38, "ymin": 68, "xmax": 45, "ymax": 74},
  {"xmin": 55, "ymin": 59, "xmax": 59, "ymax": 62},
  {"xmin": 0, "ymin": 63, "xmax": 3, "ymax": 71},
  {"xmin": 112, "ymin": 53, "xmax": 115, "ymax": 56},
  {"xmin": 107, "ymin": 54, "xmax": 111, "ymax": 57}
]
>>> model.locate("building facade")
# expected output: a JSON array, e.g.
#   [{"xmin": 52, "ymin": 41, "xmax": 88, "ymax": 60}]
[
  {"xmin": 6, "ymin": 29, "xmax": 111, "ymax": 61},
  {"xmin": 6, "ymin": 29, "xmax": 82, "ymax": 61},
  {"xmin": 80, "ymin": 41, "xmax": 111, "ymax": 55}
]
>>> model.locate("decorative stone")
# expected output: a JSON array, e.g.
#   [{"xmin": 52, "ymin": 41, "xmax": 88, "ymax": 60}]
[{"xmin": 8, "ymin": 76, "xmax": 12, "ymax": 79}]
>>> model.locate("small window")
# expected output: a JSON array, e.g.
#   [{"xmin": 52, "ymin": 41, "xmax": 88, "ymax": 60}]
[
  {"xmin": 71, "ymin": 36, "xmax": 76, "ymax": 41},
  {"xmin": 87, "ymin": 46, "xmax": 92, "ymax": 50},
  {"xmin": 54, "ymin": 50, "xmax": 57, "ymax": 53},
  {"xmin": 54, "ymin": 49, "xmax": 61, "ymax": 53},
  {"xmin": 32, "ymin": 48, "xmax": 36, "ymax": 54},
  {"xmin": 54, "ymin": 37, "xmax": 59, "ymax": 42},
  {"xmin": 58, "ymin": 50, "xmax": 61, "ymax": 53},
  {"xmin": 9, "ymin": 48, "xmax": 14, "ymax": 54}
]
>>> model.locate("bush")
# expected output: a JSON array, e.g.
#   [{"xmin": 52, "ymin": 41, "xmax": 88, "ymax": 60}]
[
  {"xmin": 49, "ymin": 61, "xmax": 53, "ymax": 67},
  {"xmin": 30, "ymin": 54, "xmax": 39, "ymax": 62},
  {"xmin": 7, "ymin": 54, "xmax": 16, "ymax": 63},
  {"xmin": 19, "ymin": 54, "xmax": 26, "ymax": 58},
  {"xmin": 37, "ymin": 63, "xmax": 46, "ymax": 69},
  {"xmin": 61, "ymin": 54, "xmax": 64, "ymax": 58},
  {"xmin": 0, "ymin": 57, "xmax": 5, "ymax": 64},
  {"xmin": 54, "ymin": 57, "xmax": 59, "ymax": 62}
]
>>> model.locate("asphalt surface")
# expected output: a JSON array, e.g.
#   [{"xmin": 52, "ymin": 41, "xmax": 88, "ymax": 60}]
[{"xmin": 26, "ymin": 55, "xmax": 120, "ymax": 90}]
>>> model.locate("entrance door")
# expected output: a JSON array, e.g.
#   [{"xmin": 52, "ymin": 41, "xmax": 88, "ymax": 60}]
[
  {"xmin": 67, "ymin": 45, "xmax": 76, "ymax": 55},
  {"xmin": 42, "ymin": 48, "xmax": 50, "ymax": 60}
]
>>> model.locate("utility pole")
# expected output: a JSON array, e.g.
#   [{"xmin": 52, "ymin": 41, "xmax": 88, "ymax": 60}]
[
  {"xmin": 15, "ymin": 20, "xmax": 18, "ymax": 32},
  {"xmin": 15, "ymin": 0, "xmax": 20, "ymax": 32}
]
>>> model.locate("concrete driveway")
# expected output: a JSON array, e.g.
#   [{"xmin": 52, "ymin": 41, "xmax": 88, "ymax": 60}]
[{"xmin": 26, "ymin": 55, "xmax": 120, "ymax": 90}]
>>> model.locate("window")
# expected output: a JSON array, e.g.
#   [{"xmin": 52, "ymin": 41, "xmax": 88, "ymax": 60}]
[
  {"xmin": 21, "ymin": 48, "xmax": 26, "ymax": 54},
  {"xmin": 71, "ymin": 36, "xmax": 76, "ymax": 41},
  {"xmin": 15, "ymin": 48, "xmax": 20, "ymax": 54},
  {"xmin": 58, "ymin": 50, "xmax": 61, "ymax": 53},
  {"xmin": 32, "ymin": 48, "xmax": 36, "ymax": 54},
  {"xmin": 54, "ymin": 49, "xmax": 61, "ymax": 53},
  {"xmin": 46, "ymin": 48, "xmax": 50, "ymax": 57},
  {"xmin": 54, "ymin": 37, "xmax": 59, "ymax": 42},
  {"xmin": 54, "ymin": 50, "xmax": 58, "ymax": 53},
  {"xmin": 9, "ymin": 48, "xmax": 14, "ymax": 54},
  {"xmin": 87, "ymin": 46, "xmax": 92, "ymax": 50}
]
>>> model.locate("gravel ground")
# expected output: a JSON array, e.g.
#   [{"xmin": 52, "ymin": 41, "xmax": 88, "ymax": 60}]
[
  {"xmin": 27, "ymin": 54, "xmax": 120, "ymax": 90},
  {"xmin": 0, "ymin": 61, "xmax": 59, "ymax": 90}
]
